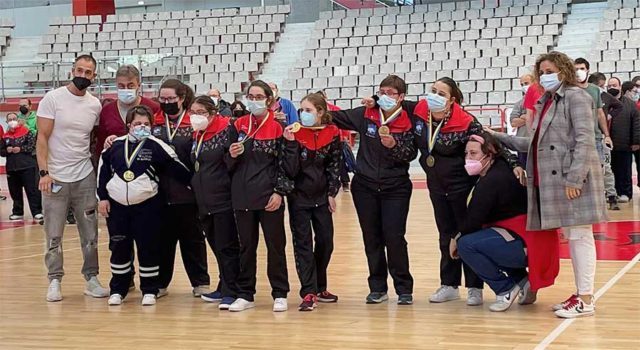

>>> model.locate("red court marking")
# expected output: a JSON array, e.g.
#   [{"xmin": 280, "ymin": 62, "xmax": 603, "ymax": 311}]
[
  {"xmin": 559, "ymin": 221, "xmax": 640, "ymax": 261},
  {"xmin": 0, "ymin": 221, "xmax": 38, "ymax": 231}
]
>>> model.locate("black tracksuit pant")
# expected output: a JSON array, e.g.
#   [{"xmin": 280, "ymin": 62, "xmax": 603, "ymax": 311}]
[
  {"xmin": 289, "ymin": 202, "xmax": 334, "ymax": 298},
  {"xmin": 107, "ymin": 196, "xmax": 162, "ymax": 297},
  {"xmin": 200, "ymin": 210, "xmax": 240, "ymax": 298},
  {"xmin": 351, "ymin": 176, "xmax": 413, "ymax": 296},
  {"xmin": 7, "ymin": 167, "xmax": 42, "ymax": 216},
  {"xmin": 158, "ymin": 203, "xmax": 210, "ymax": 289},
  {"xmin": 429, "ymin": 189, "xmax": 483, "ymax": 289},
  {"xmin": 612, "ymin": 150, "xmax": 633, "ymax": 199},
  {"xmin": 234, "ymin": 207, "xmax": 289, "ymax": 301}
]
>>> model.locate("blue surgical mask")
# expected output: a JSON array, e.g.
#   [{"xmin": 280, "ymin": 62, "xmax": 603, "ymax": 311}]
[
  {"xmin": 540, "ymin": 73, "xmax": 561, "ymax": 92},
  {"xmin": 378, "ymin": 94, "xmax": 398, "ymax": 112},
  {"xmin": 300, "ymin": 111, "xmax": 317, "ymax": 127},
  {"xmin": 426, "ymin": 93, "xmax": 448, "ymax": 112},
  {"xmin": 131, "ymin": 125, "xmax": 151, "ymax": 141},
  {"xmin": 117, "ymin": 89, "xmax": 137, "ymax": 104}
]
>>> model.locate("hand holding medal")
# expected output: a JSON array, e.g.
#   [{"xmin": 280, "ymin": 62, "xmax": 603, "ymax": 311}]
[{"xmin": 230, "ymin": 113, "xmax": 270, "ymax": 157}]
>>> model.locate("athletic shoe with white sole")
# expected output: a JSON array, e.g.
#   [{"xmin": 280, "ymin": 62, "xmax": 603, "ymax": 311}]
[
  {"xmin": 467, "ymin": 288, "xmax": 483, "ymax": 306},
  {"xmin": 273, "ymin": 298, "xmax": 288, "ymax": 312},
  {"xmin": 157, "ymin": 288, "xmax": 168, "ymax": 299},
  {"xmin": 108, "ymin": 294, "xmax": 123, "ymax": 306},
  {"xmin": 46, "ymin": 279, "xmax": 62, "ymax": 302},
  {"xmin": 218, "ymin": 297, "xmax": 235, "ymax": 310},
  {"xmin": 229, "ymin": 298, "xmax": 255, "ymax": 312},
  {"xmin": 9, "ymin": 214, "xmax": 23, "ymax": 221},
  {"xmin": 554, "ymin": 296, "xmax": 595, "ymax": 318},
  {"xmin": 489, "ymin": 284, "xmax": 521, "ymax": 312},
  {"xmin": 141, "ymin": 294, "xmax": 156, "ymax": 306},
  {"xmin": 552, "ymin": 294, "xmax": 578, "ymax": 311},
  {"xmin": 518, "ymin": 280, "xmax": 537, "ymax": 305},
  {"xmin": 429, "ymin": 286, "xmax": 460, "ymax": 303},
  {"xmin": 192, "ymin": 285, "xmax": 210, "ymax": 297},
  {"xmin": 365, "ymin": 292, "xmax": 388, "ymax": 304},
  {"xmin": 84, "ymin": 276, "xmax": 109, "ymax": 298}
]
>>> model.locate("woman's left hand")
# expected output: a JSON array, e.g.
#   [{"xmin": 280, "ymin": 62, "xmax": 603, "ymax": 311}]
[
  {"xmin": 513, "ymin": 167, "xmax": 527, "ymax": 187},
  {"xmin": 265, "ymin": 193, "xmax": 283, "ymax": 212},
  {"xmin": 449, "ymin": 238, "xmax": 459, "ymax": 260},
  {"xmin": 328, "ymin": 196, "xmax": 337, "ymax": 213},
  {"xmin": 380, "ymin": 134, "xmax": 396, "ymax": 149},
  {"xmin": 565, "ymin": 186, "xmax": 582, "ymax": 200},
  {"xmin": 283, "ymin": 125, "xmax": 296, "ymax": 141}
]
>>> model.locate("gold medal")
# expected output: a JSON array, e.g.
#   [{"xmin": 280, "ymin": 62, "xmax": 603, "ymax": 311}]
[
  {"xmin": 194, "ymin": 161, "xmax": 200, "ymax": 172},
  {"xmin": 426, "ymin": 155, "xmax": 436, "ymax": 168},
  {"xmin": 237, "ymin": 143, "xmax": 245, "ymax": 155},
  {"xmin": 123, "ymin": 170, "xmax": 135, "ymax": 182},
  {"xmin": 290, "ymin": 122, "xmax": 302, "ymax": 133},
  {"xmin": 378, "ymin": 125, "xmax": 390, "ymax": 136}
]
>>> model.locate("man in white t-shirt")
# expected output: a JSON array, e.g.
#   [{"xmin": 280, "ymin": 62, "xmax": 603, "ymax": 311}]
[{"xmin": 37, "ymin": 54, "xmax": 108, "ymax": 302}]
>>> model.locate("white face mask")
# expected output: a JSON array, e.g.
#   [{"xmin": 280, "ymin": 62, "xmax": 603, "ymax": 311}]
[
  {"xmin": 190, "ymin": 114, "xmax": 209, "ymax": 131},
  {"xmin": 210, "ymin": 97, "xmax": 219, "ymax": 105},
  {"xmin": 245, "ymin": 99, "xmax": 268, "ymax": 116},
  {"xmin": 576, "ymin": 70, "xmax": 588, "ymax": 83},
  {"xmin": 521, "ymin": 85, "xmax": 530, "ymax": 94},
  {"xmin": 7, "ymin": 120, "xmax": 18, "ymax": 129}
]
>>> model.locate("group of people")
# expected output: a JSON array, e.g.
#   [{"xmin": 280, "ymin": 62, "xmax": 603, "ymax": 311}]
[{"xmin": 36, "ymin": 51, "xmax": 612, "ymax": 319}]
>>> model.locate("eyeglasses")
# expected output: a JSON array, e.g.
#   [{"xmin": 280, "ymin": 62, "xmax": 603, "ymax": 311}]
[
  {"xmin": 246, "ymin": 94, "xmax": 267, "ymax": 101},
  {"xmin": 376, "ymin": 90, "xmax": 400, "ymax": 98},
  {"xmin": 158, "ymin": 96, "xmax": 179, "ymax": 103}
]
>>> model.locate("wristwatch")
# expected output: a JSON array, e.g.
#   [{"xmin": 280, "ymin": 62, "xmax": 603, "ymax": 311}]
[{"xmin": 39, "ymin": 170, "xmax": 49, "ymax": 177}]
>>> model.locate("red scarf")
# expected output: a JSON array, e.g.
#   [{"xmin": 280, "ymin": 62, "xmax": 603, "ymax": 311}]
[
  {"xmin": 233, "ymin": 111, "xmax": 283, "ymax": 140},
  {"xmin": 153, "ymin": 110, "xmax": 192, "ymax": 127},
  {"xmin": 192, "ymin": 115, "xmax": 230, "ymax": 142},
  {"xmin": 363, "ymin": 107, "xmax": 412, "ymax": 133},
  {"xmin": 487, "ymin": 215, "xmax": 560, "ymax": 291},
  {"xmin": 413, "ymin": 99, "xmax": 473, "ymax": 133},
  {"xmin": 3, "ymin": 125, "xmax": 29, "ymax": 139},
  {"xmin": 294, "ymin": 125, "xmax": 340, "ymax": 150}
]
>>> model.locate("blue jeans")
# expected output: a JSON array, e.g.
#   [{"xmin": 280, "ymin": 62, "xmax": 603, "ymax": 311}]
[{"xmin": 457, "ymin": 228, "xmax": 528, "ymax": 295}]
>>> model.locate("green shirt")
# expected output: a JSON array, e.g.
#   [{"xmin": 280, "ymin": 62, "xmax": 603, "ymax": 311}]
[
  {"xmin": 582, "ymin": 84, "xmax": 604, "ymax": 140},
  {"xmin": 18, "ymin": 111, "xmax": 37, "ymax": 134}
]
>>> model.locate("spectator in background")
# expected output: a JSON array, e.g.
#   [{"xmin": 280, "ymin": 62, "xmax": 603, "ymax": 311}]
[
  {"xmin": 207, "ymin": 88, "xmax": 232, "ymax": 117},
  {"xmin": 18, "ymin": 99, "xmax": 37, "ymax": 134},
  {"xmin": 268, "ymin": 82, "xmax": 299, "ymax": 125},
  {"xmin": 96, "ymin": 65, "xmax": 160, "ymax": 158},
  {"xmin": 510, "ymin": 74, "xmax": 534, "ymax": 165},
  {"xmin": 521, "ymin": 70, "xmax": 544, "ymax": 127},
  {"xmin": 631, "ymin": 76, "xmax": 640, "ymax": 189},
  {"xmin": 607, "ymin": 78, "xmax": 640, "ymax": 203},
  {"xmin": 317, "ymin": 89, "xmax": 352, "ymax": 191},
  {"xmin": 229, "ymin": 100, "xmax": 248, "ymax": 121},
  {"xmin": 1, "ymin": 112, "xmax": 42, "ymax": 222},
  {"xmin": 589, "ymin": 72, "xmax": 624, "ymax": 210}
]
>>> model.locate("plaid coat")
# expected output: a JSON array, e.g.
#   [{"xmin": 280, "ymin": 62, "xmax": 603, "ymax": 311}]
[{"xmin": 495, "ymin": 85, "xmax": 608, "ymax": 230}]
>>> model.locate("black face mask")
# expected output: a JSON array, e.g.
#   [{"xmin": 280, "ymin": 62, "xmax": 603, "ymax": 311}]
[
  {"xmin": 19, "ymin": 106, "xmax": 28, "ymax": 115},
  {"xmin": 72, "ymin": 76, "xmax": 92, "ymax": 91},
  {"xmin": 161, "ymin": 102, "xmax": 180, "ymax": 116},
  {"xmin": 607, "ymin": 88, "xmax": 620, "ymax": 97},
  {"xmin": 233, "ymin": 110, "xmax": 246, "ymax": 118}
]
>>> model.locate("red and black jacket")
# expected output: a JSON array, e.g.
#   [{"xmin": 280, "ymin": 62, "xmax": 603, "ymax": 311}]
[
  {"xmin": 0, "ymin": 125, "xmax": 37, "ymax": 172},
  {"xmin": 329, "ymin": 104, "xmax": 417, "ymax": 190},
  {"xmin": 411, "ymin": 99, "xmax": 520, "ymax": 195},
  {"xmin": 152, "ymin": 110, "xmax": 195, "ymax": 205},
  {"xmin": 225, "ymin": 111, "xmax": 294, "ymax": 211},
  {"xmin": 283, "ymin": 125, "xmax": 342, "ymax": 208},
  {"xmin": 190, "ymin": 116, "xmax": 236, "ymax": 217}
]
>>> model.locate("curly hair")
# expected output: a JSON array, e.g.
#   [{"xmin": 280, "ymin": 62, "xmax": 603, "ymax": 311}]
[{"xmin": 535, "ymin": 51, "xmax": 577, "ymax": 87}]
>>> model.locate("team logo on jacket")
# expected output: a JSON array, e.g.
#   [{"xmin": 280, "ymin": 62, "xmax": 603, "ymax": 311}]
[
  {"xmin": 152, "ymin": 126, "xmax": 163, "ymax": 137},
  {"xmin": 415, "ymin": 120, "xmax": 424, "ymax": 136},
  {"xmin": 366, "ymin": 123, "xmax": 377, "ymax": 138},
  {"xmin": 301, "ymin": 148, "xmax": 308, "ymax": 160},
  {"xmin": 238, "ymin": 132, "xmax": 246, "ymax": 142}
]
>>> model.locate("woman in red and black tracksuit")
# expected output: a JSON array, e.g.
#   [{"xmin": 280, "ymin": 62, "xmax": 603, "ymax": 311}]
[
  {"xmin": 225, "ymin": 80, "xmax": 293, "ymax": 312},
  {"xmin": 153, "ymin": 79, "xmax": 209, "ymax": 297},
  {"xmin": 188, "ymin": 95, "xmax": 240, "ymax": 310},
  {"xmin": 329, "ymin": 75, "xmax": 417, "ymax": 305},
  {"xmin": 282, "ymin": 93, "xmax": 342, "ymax": 311},
  {"xmin": 1, "ymin": 113, "xmax": 42, "ymax": 222},
  {"xmin": 411, "ymin": 77, "xmax": 522, "ymax": 306}
]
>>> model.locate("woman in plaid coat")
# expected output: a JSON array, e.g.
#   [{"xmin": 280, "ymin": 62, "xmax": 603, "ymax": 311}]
[{"xmin": 490, "ymin": 51, "xmax": 607, "ymax": 319}]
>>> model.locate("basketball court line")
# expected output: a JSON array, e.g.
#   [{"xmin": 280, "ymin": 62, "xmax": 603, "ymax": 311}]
[
  {"xmin": 0, "ymin": 241, "xmax": 109, "ymax": 262},
  {"xmin": 535, "ymin": 251, "xmax": 640, "ymax": 349}
]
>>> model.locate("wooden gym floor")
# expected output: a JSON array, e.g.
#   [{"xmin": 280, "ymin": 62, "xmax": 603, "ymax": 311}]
[{"xmin": 0, "ymin": 176, "xmax": 638, "ymax": 350}]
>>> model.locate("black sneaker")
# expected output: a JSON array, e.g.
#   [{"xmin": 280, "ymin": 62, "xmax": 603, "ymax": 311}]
[
  {"xmin": 398, "ymin": 294, "xmax": 413, "ymax": 305},
  {"xmin": 365, "ymin": 292, "xmax": 388, "ymax": 304},
  {"xmin": 608, "ymin": 196, "xmax": 620, "ymax": 211},
  {"xmin": 66, "ymin": 211, "xmax": 76, "ymax": 225},
  {"xmin": 317, "ymin": 290, "xmax": 338, "ymax": 303}
]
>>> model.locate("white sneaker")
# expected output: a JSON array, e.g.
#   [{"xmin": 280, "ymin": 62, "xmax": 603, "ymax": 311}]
[
  {"xmin": 108, "ymin": 294, "xmax": 123, "ymax": 305},
  {"xmin": 552, "ymin": 294, "xmax": 578, "ymax": 311},
  {"xmin": 141, "ymin": 294, "xmax": 156, "ymax": 306},
  {"xmin": 554, "ymin": 296, "xmax": 595, "ymax": 318},
  {"xmin": 84, "ymin": 276, "xmax": 109, "ymax": 298},
  {"xmin": 467, "ymin": 288, "xmax": 483, "ymax": 306},
  {"xmin": 46, "ymin": 279, "xmax": 62, "ymax": 302},
  {"xmin": 273, "ymin": 298, "xmax": 288, "ymax": 312},
  {"xmin": 489, "ymin": 284, "xmax": 521, "ymax": 312},
  {"xmin": 34, "ymin": 214, "xmax": 44, "ymax": 221},
  {"xmin": 229, "ymin": 298, "xmax": 255, "ymax": 312},
  {"xmin": 157, "ymin": 288, "xmax": 168, "ymax": 299},
  {"xmin": 518, "ymin": 280, "xmax": 537, "ymax": 305},
  {"xmin": 192, "ymin": 285, "xmax": 210, "ymax": 297},
  {"xmin": 618, "ymin": 195, "xmax": 630, "ymax": 203},
  {"xmin": 429, "ymin": 286, "xmax": 460, "ymax": 303},
  {"xmin": 9, "ymin": 214, "xmax": 23, "ymax": 221}
]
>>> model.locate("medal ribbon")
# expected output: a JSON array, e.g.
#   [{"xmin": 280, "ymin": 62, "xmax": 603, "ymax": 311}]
[
  {"xmin": 379, "ymin": 107, "xmax": 403, "ymax": 126},
  {"xmin": 165, "ymin": 110, "xmax": 187, "ymax": 142},
  {"xmin": 428, "ymin": 113, "xmax": 445, "ymax": 155},
  {"xmin": 240, "ymin": 113, "xmax": 270, "ymax": 144},
  {"xmin": 193, "ymin": 131, "xmax": 207, "ymax": 160},
  {"xmin": 124, "ymin": 138, "xmax": 147, "ymax": 168}
]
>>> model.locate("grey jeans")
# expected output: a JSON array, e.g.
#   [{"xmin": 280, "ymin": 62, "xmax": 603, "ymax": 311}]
[
  {"xmin": 43, "ymin": 172, "xmax": 99, "ymax": 282},
  {"xmin": 596, "ymin": 139, "xmax": 617, "ymax": 198}
]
